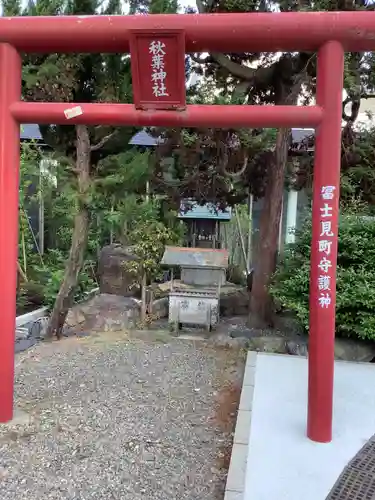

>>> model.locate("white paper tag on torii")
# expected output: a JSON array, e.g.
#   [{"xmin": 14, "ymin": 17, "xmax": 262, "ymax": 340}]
[{"xmin": 64, "ymin": 106, "xmax": 83, "ymax": 119}]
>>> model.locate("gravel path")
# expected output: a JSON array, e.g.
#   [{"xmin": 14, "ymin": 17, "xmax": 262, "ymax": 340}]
[{"xmin": 0, "ymin": 331, "xmax": 244, "ymax": 500}]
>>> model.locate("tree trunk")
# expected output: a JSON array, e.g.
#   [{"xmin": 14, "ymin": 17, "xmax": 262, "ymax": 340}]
[
  {"xmin": 248, "ymin": 73, "xmax": 305, "ymax": 329},
  {"xmin": 46, "ymin": 125, "xmax": 91, "ymax": 338},
  {"xmin": 248, "ymin": 128, "xmax": 290, "ymax": 328}
]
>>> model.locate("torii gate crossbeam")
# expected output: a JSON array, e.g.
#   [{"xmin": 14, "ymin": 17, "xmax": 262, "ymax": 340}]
[{"xmin": 0, "ymin": 12, "xmax": 368, "ymax": 443}]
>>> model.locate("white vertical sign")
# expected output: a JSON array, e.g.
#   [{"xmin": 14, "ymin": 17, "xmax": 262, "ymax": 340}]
[
  {"xmin": 317, "ymin": 185, "xmax": 336, "ymax": 309},
  {"xmin": 149, "ymin": 40, "xmax": 169, "ymax": 98}
]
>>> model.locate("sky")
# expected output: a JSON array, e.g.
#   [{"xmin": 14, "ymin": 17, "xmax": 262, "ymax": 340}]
[
  {"xmin": 12, "ymin": 0, "xmax": 196, "ymax": 14},
  {"xmin": 120, "ymin": 0, "xmax": 196, "ymax": 13}
]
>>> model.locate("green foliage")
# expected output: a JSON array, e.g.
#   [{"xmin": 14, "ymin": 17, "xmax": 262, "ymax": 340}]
[
  {"xmin": 271, "ymin": 209, "xmax": 375, "ymax": 341},
  {"xmin": 17, "ymin": 137, "xmax": 181, "ymax": 313},
  {"xmin": 293, "ymin": 124, "xmax": 375, "ymax": 210},
  {"xmin": 17, "ymin": 138, "xmax": 163, "ymax": 311},
  {"xmin": 122, "ymin": 200, "xmax": 184, "ymax": 283},
  {"xmin": 18, "ymin": 143, "xmax": 43, "ymax": 278},
  {"xmin": 17, "ymin": 143, "xmax": 98, "ymax": 312},
  {"xmin": 153, "ymin": 77, "xmax": 280, "ymax": 207},
  {"xmin": 31, "ymin": 248, "xmax": 97, "ymax": 309},
  {"xmin": 340, "ymin": 126, "xmax": 375, "ymax": 208}
]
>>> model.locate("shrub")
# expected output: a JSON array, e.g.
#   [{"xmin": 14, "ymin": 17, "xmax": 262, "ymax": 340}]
[{"xmin": 271, "ymin": 212, "xmax": 375, "ymax": 341}]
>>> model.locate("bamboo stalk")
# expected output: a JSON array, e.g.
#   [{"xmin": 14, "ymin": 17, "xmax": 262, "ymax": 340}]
[
  {"xmin": 141, "ymin": 272, "xmax": 147, "ymax": 321},
  {"xmin": 21, "ymin": 222, "xmax": 27, "ymax": 277},
  {"xmin": 246, "ymin": 192, "xmax": 254, "ymax": 270},
  {"xmin": 234, "ymin": 206, "xmax": 249, "ymax": 273}
]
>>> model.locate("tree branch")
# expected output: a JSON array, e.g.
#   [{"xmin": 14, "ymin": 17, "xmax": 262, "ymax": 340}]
[
  {"xmin": 191, "ymin": 49, "xmax": 275, "ymax": 86},
  {"xmin": 196, "ymin": 0, "xmax": 214, "ymax": 12},
  {"xmin": 342, "ymin": 92, "xmax": 375, "ymax": 123},
  {"xmin": 212, "ymin": 53, "xmax": 274, "ymax": 82},
  {"xmin": 222, "ymin": 154, "xmax": 249, "ymax": 179},
  {"xmin": 90, "ymin": 131, "xmax": 118, "ymax": 151},
  {"xmin": 17, "ymin": 261, "xmax": 28, "ymax": 282},
  {"xmin": 195, "ymin": 0, "xmax": 274, "ymax": 84}
]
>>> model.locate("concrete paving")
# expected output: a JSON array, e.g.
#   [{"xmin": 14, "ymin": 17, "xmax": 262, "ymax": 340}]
[
  {"xmin": 226, "ymin": 352, "xmax": 375, "ymax": 500},
  {"xmin": 224, "ymin": 352, "xmax": 256, "ymax": 499}
]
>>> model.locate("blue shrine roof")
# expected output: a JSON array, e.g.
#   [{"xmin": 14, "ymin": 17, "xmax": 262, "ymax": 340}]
[
  {"xmin": 20, "ymin": 124, "xmax": 43, "ymax": 140},
  {"xmin": 178, "ymin": 200, "xmax": 232, "ymax": 221},
  {"xmin": 128, "ymin": 129, "xmax": 164, "ymax": 146}
]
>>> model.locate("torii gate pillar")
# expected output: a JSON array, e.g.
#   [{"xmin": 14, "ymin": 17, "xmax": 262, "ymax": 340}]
[
  {"xmin": 0, "ymin": 44, "xmax": 21, "ymax": 424},
  {"xmin": 308, "ymin": 41, "xmax": 344, "ymax": 442}
]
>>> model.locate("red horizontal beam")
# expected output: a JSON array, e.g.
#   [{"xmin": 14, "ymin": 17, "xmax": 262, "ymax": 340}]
[
  {"xmin": 1, "ymin": 12, "xmax": 375, "ymax": 53},
  {"xmin": 10, "ymin": 102, "xmax": 323, "ymax": 128}
]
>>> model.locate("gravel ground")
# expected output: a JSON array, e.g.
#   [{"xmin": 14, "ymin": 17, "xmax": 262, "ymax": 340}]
[{"xmin": 0, "ymin": 331, "xmax": 245, "ymax": 500}]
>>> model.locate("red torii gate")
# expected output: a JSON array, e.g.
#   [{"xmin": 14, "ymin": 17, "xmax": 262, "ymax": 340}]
[{"xmin": 0, "ymin": 12, "xmax": 372, "ymax": 443}]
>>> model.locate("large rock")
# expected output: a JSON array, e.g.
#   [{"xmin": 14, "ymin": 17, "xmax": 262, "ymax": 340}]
[
  {"xmin": 247, "ymin": 336, "xmax": 288, "ymax": 354},
  {"xmin": 334, "ymin": 338, "xmax": 375, "ymax": 362},
  {"xmin": 98, "ymin": 244, "xmax": 139, "ymax": 296},
  {"xmin": 210, "ymin": 332, "xmax": 250, "ymax": 349},
  {"xmin": 65, "ymin": 293, "xmax": 141, "ymax": 333},
  {"xmin": 151, "ymin": 297, "xmax": 169, "ymax": 318},
  {"xmin": 219, "ymin": 285, "xmax": 249, "ymax": 317},
  {"xmin": 229, "ymin": 327, "xmax": 375, "ymax": 362}
]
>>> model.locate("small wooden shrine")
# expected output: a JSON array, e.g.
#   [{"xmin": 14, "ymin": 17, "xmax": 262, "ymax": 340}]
[{"xmin": 178, "ymin": 200, "xmax": 232, "ymax": 249}]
